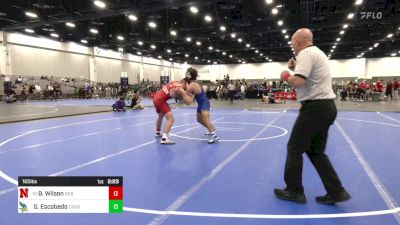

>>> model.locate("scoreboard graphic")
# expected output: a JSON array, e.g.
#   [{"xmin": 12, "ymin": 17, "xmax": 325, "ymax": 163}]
[{"xmin": 18, "ymin": 176, "xmax": 123, "ymax": 213}]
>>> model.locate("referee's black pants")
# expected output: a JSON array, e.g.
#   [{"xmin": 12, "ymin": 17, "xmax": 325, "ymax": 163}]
[{"xmin": 284, "ymin": 99, "xmax": 344, "ymax": 195}]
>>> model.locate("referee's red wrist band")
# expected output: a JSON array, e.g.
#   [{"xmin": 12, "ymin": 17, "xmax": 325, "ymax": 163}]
[{"xmin": 282, "ymin": 73, "xmax": 291, "ymax": 82}]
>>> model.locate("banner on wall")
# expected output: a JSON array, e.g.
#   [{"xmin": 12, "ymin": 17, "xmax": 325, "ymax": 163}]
[
  {"xmin": 160, "ymin": 71, "xmax": 169, "ymax": 84},
  {"xmin": 120, "ymin": 72, "xmax": 129, "ymax": 90}
]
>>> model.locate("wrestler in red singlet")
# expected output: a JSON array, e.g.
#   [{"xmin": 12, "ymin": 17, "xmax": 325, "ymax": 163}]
[{"xmin": 153, "ymin": 81, "xmax": 193, "ymax": 144}]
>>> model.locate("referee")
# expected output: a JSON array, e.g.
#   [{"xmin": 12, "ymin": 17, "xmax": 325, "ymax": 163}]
[{"xmin": 274, "ymin": 28, "xmax": 351, "ymax": 204}]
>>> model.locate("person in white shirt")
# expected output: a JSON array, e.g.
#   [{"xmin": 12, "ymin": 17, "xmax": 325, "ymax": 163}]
[{"xmin": 274, "ymin": 28, "xmax": 350, "ymax": 205}]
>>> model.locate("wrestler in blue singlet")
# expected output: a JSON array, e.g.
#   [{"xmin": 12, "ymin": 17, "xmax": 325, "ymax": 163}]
[{"xmin": 195, "ymin": 89, "xmax": 210, "ymax": 113}]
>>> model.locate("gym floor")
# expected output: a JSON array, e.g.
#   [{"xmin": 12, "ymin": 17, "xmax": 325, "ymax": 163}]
[{"xmin": 0, "ymin": 99, "xmax": 399, "ymax": 225}]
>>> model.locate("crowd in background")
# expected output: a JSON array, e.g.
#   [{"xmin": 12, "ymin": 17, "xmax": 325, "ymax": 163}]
[
  {"xmin": 1, "ymin": 74, "xmax": 400, "ymax": 103},
  {"xmin": 336, "ymin": 79, "xmax": 400, "ymax": 101}
]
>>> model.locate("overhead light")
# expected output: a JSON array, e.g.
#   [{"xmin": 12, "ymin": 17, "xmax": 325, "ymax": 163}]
[
  {"xmin": 204, "ymin": 15, "xmax": 212, "ymax": 22},
  {"xmin": 170, "ymin": 30, "xmax": 177, "ymax": 36},
  {"xmin": 169, "ymin": 58, "xmax": 173, "ymax": 61},
  {"xmin": 137, "ymin": 41, "xmax": 143, "ymax": 46},
  {"xmin": 167, "ymin": 49, "xmax": 171, "ymax": 53},
  {"xmin": 151, "ymin": 44, "xmax": 156, "ymax": 49},
  {"xmin": 148, "ymin": 21, "xmax": 157, "ymax": 28},
  {"xmin": 24, "ymin": 29, "xmax": 34, "ymax": 33},
  {"xmin": 288, "ymin": 41, "xmax": 291, "ymax": 45},
  {"xmin": 260, "ymin": 53, "xmax": 263, "ymax": 56},
  {"xmin": 343, "ymin": 24, "xmax": 348, "ymax": 29},
  {"xmin": 190, "ymin": 6, "xmax": 198, "ymax": 14},
  {"xmin": 238, "ymin": 60, "xmax": 241, "ymax": 62},
  {"xmin": 246, "ymin": 43, "xmax": 250, "ymax": 48},
  {"xmin": 137, "ymin": 51, "xmax": 142, "ymax": 55},
  {"xmin": 213, "ymin": 62, "xmax": 217, "ymax": 65},
  {"xmin": 81, "ymin": 39, "xmax": 88, "ymax": 44},
  {"xmin": 387, "ymin": 33, "xmax": 393, "ymax": 38},
  {"xmin": 355, "ymin": 0, "xmax": 363, "ymax": 5},
  {"xmin": 330, "ymin": 49, "xmax": 334, "ymax": 52},
  {"xmin": 216, "ymin": 49, "xmax": 220, "ymax": 52},
  {"xmin": 238, "ymin": 38, "xmax": 243, "ymax": 43},
  {"xmin": 118, "ymin": 48, "xmax": 123, "ymax": 51},
  {"xmin": 186, "ymin": 37, "xmax": 192, "ymax": 42},
  {"xmin": 336, "ymin": 38, "xmax": 341, "ymax": 41},
  {"xmin": 340, "ymin": 30, "xmax": 345, "ymax": 35},
  {"xmin": 368, "ymin": 47, "xmax": 373, "ymax": 50},
  {"xmin": 332, "ymin": 46, "xmax": 336, "ymax": 49},
  {"xmin": 195, "ymin": 56, "xmax": 199, "ymax": 60},
  {"xmin": 360, "ymin": 52, "xmax": 365, "ymax": 55},
  {"xmin": 94, "ymin": 1, "xmax": 106, "ymax": 8},
  {"xmin": 265, "ymin": 57, "xmax": 269, "ymax": 60},
  {"xmin": 347, "ymin": 13, "xmax": 354, "ymax": 19},
  {"xmin": 334, "ymin": 42, "xmax": 337, "ymax": 45},
  {"xmin": 284, "ymin": 35, "xmax": 289, "ymax": 39},
  {"xmin": 185, "ymin": 54, "xmax": 189, "ymax": 57},
  {"xmin": 391, "ymin": 53, "xmax": 397, "ymax": 56},
  {"xmin": 208, "ymin": 46, "xmax": 213, "ymax": 50},
  {"xmin": 242, "ymin": 61, "xmax": 246, "ymax": 64},
  {"xmin": 25, "ymin": 12, "xmax": 38, "ymax": 18},
  {"xmin": 357, "ymin": 55, "xmax": 362, "ymax": 58},
  {"xmin": 117, "ymin": 35, "xmax": 124, "ymax": 41},
  {"xmin": 222, "ymin": 52, "xmax": 226, "ymax": 55},
  {"xmin": 207, "ymin": 60, "xmax": 211, "ymax": 63},
  {"xmin": 220, "ymin": 26, "xmax": 226, "ymax": 31},
  {"xmin": 282, "ymin": 29, "xmax": 287, "ymax": 34},
  {"xmin": 265, "ymin": 0, "xmax": 273, "ymax": 4},
  {"xmin": 230, "ymin": 33, "xmax": 236, "ymax": 38},
  {"xmin": 268, "ymin": 59, "xmax": 272, "ymax": 62},
  {"xmin": 90, "ymin": 28, "xmax": 98, "ymax": 34},
  {"xmin": 272, "ymin": 8, "xmax": 278, "ymax": 15},
  {"xmin": 128, "ymin": 15, "xmax": 138, "ymax": 21},
  {"xmin": 277, "ymin": 20, "xmax": 283, "ymax": 26},
  {"xmin": 196, "ymin": 41, "xmax": 201, "ymax": 46},
  {"xmin": 374, "ymin": 43, "xmax": 379, "ymax": 47},
  {"xmin": 50, "ymin": 33, "xmax": 59, "ymax": 38},
  {"xmin": 66, "ymin": 22, "xmax": 75, "ymax": 28},
  {"xmin": 255, "ymin": 50, "xmax": 259, "ymax": 53},
  {"xmin": 229, "ymin": 55, "xmax": 233, "ymax": 58},
  {"xmin": 157, "ymin": 56, "xmax": 162, "ymax": 59}
]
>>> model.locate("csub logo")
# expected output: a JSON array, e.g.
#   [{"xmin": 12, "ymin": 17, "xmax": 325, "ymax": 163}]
[
  {"xmin": 19, "ymin": 188, "xmax": 29, "ymax": 198},
  {"xmin": 360, "ymin": 11, "xmax": 383, "ymax": 19},
  {"xmin": 19, "ymin": 201, "xmax": 28, "ymax": 213}
]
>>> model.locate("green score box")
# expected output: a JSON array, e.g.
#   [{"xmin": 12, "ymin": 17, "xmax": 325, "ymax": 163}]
[{"xmin": 109, "ymin": 200, "xmax": 123, "ymax": 213}]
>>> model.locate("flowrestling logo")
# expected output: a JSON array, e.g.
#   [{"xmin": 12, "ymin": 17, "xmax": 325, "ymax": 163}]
[{"xmin": 360, "ymin": 11, "xmax": 383, "ymax": 19}]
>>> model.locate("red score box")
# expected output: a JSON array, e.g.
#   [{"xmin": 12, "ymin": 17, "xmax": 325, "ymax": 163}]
[{"xmin": 109, "ymin": 186, "xmax": 123, "ymax": 200}]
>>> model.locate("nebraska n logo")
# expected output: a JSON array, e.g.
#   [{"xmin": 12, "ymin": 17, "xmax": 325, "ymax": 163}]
[{"xmin": 19, "ymin": 188, "xmax": 28, "ymax": 198}]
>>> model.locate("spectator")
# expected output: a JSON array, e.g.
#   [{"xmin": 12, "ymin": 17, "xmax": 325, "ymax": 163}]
[
  {"xmin": 130, "ymin": 91, "xmax": 144, "ymax": 110},
  {"xmin": 112, "ymin": 97, "xmax": 127, "ymax": 112},
  {"xmin": 385, "ymin": 80, "xmax": 393, "ymax": 100},
  {"xmin": 261, "ymin": 93, "xmax": 285, "ymax": 104},
  {"xmin": 227, "ymin": 81, "xmax": 236, "ymax": 102}
]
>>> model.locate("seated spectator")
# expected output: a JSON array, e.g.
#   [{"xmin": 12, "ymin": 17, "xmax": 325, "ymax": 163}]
[
  {"xmin": 5, "ymin": 94, "xmax": 17, "ymax": 103},
  {"xmin": 129, "ymin": 91, "xmax": 144, "ymax": 110},
  {"xmin": 112, "ymin": 97, "xmax": 127, "ymax": 112},
  {"xmin": 261, "ymin": 94, "xmax": 285, "ymax": 104}
]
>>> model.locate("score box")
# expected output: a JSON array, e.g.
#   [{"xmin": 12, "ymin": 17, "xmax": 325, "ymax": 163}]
[{"xmin": 18, "ymin": 176, "xmax": 123, "ymax": 213}]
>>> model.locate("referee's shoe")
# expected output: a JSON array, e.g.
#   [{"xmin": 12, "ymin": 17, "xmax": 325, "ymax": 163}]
[
  {"xmin": 316, "ymin": 190, "xmax": 351, "ymax": 205},
  {"xmin": 274, "ymin": 188, "xmax": 306, "ymax": 204}
]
